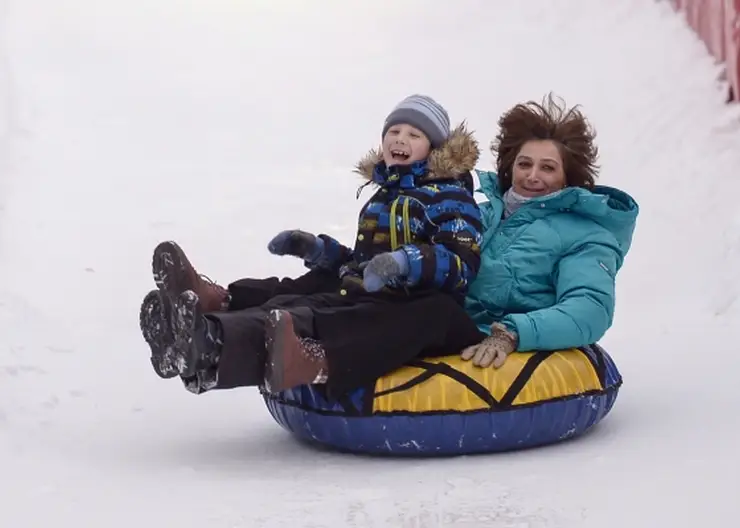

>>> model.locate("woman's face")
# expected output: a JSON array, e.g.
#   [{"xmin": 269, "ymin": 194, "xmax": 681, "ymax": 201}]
[{"xmin": 511, "ymin": 139, "xmax": 567, "ymax": 197}]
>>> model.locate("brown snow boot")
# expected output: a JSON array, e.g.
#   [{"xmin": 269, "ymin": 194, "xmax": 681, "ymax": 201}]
[
  {"xmin": 139, "ymin": 289, "xmax": 178, "ymax": 379},
  {"xmin": 152, "ymin": 240, "xmax": 230, "ymax": 313},
  {"xmin": 263, "ymin": 309, "xmax": 328, "ymax": 393},
  {"xmin": 170, "ymin": 290, "xmax": 224, "ymax": 379},
  {"xmin": 139, "ymin": 288, "xmax": 224, "ymax": 381}
]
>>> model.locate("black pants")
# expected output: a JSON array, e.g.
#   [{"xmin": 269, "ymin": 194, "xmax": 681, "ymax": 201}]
[{"xmin": 208, "ymin": 269, "xmax": 485, "ymax": 396}]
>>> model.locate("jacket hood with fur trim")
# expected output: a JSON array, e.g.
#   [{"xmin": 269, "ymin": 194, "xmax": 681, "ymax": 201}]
[{"xmin": 353, "ymin": 123, "xmax": 480, "ymax": 183}]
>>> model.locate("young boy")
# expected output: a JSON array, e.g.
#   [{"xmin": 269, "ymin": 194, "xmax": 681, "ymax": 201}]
[{"xmin": 141, "ymin": 94, "xmax": 485, "ymax": 397}]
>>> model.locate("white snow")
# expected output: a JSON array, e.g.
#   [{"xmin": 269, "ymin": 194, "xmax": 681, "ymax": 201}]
[{"xmin": 2, "ymin": 0, "xmax": 739, "ymax": 526}]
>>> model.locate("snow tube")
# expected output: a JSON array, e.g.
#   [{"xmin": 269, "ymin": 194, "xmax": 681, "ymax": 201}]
[{"xmin": 261, "ymin": 343, "xmax": 621, "ymax": 456}]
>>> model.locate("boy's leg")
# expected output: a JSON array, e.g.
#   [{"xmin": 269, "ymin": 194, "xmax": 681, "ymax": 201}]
[
  {"xmin": 152, "ymin": 241, "xmax": 230, "ymax": 312},
  {"xmin": 141, "ymin": 241, "xmax": 342, "ymax": 378},
  {"xmin": 141, "ymin": 241, "xmax": 224, "ymax": 377},
  {"xmin": 151, "ymin": 240, "xmax": 341, "ymax": 312},
  {"xmin": 227, "ymin": 269, "xmax": 342, "ymax": 310}
]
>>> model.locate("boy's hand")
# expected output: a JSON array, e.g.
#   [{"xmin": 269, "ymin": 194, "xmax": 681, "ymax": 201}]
[
  {"xmin": 362, "ymin": 250, "xmax": 409, "ymax": 292},
  {"xmin": 268, "ymin": 230, "xmax": 323, "ymax": 261}
]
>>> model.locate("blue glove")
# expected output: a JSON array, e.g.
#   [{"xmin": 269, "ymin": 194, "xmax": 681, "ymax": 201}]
[
  {"xmin": 268, "ymin": 230, "xmax": 324, "ymax": 262},
  {"xmin": 362, "ymin": 250, "xmax": 410, "ymax": 292}
]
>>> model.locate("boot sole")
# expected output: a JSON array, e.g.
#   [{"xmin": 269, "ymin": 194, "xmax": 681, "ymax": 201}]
[
  {"xmin": 139, "ymin": 290, "xmax": 179, "ymax": 379},
  {"xmin": 152, "ymin": 241, "xmax": 191, "ymax": 301},
  {"xmin": 172, "ymin": 290, "xmax": 206, "ymax": 379},
  {"xmin": 264, "ymin": 309, "xmax": 289, "ymax": 393}
]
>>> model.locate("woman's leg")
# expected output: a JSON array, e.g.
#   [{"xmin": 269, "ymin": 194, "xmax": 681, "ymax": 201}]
[
  {"xmin": 168, "ymin": 291, "xmax": 272, "ymax": 391},
  {"xmin": 264, "ymin": 292, "xmax": 485, "ymax": 396},
  {"xmin": 165, "ymin": 291, "xmax": 345, "ymax": 393}
]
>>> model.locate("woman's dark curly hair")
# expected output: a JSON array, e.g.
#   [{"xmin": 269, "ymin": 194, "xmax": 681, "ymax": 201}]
[{"xmin": 491, "ymin": 93, "xmax": 600, "ymax": 193}]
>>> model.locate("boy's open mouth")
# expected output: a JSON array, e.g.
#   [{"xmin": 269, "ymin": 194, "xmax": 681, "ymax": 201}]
[{"xmin": 390, "ymin": 149, "xmax": 410, "ymax": 162}]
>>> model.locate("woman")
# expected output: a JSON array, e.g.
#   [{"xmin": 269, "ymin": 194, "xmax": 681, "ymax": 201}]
[{"xmin": 460, "ymin": 94, "xmax": 639, "ymax": 369}]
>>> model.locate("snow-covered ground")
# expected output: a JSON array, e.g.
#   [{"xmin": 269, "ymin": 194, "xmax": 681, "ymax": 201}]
[{"xmin": 1, "ymin": 0, "xmax": 739, "ymax": 526}]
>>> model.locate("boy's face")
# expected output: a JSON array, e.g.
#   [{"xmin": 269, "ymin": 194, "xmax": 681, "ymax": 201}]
[{"xmin": 382, "ymin": 123, "xmax": 432, "ymax": 166}]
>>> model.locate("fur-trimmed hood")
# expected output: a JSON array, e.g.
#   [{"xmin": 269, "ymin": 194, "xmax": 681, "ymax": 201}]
[{"xmin": 354, "ymin": 122, "xmax": 480, "ymax": 183}]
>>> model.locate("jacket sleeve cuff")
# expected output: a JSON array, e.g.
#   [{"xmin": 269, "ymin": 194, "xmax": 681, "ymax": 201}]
[
  {"xmin": 501, "ymin": 314, "xmax": 533, "ymax": 351},
  {"xmin": 399, "ymin": 245, "xmax": 423, "ymax": 286}
]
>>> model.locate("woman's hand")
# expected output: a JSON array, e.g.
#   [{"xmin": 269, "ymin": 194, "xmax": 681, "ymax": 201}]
[{"xmin": 461, "ymin": 323, "xmax": 518, "ymax": 368}]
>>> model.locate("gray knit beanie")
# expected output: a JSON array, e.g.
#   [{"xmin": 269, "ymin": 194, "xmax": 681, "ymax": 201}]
[{"xmin": 382, "ymin": 94, "xmax": 451, "ymax": 148}]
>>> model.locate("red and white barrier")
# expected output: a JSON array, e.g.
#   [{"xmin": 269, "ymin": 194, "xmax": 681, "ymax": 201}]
[{"xmin": 669, "ymin": 0, "xmax": 740, "ymax": 101}]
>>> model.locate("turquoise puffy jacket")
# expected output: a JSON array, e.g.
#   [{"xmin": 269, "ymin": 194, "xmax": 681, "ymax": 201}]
[{"xmin": 464, "ymin": 170, "xmax": 639, "ymax": 351}]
